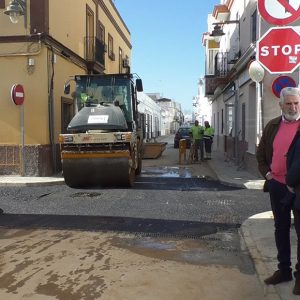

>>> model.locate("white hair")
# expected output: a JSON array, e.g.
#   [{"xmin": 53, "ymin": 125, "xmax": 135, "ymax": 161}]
[{"xmin": 279, "ymin": 87, "xmax": 300, "ymax": 104}]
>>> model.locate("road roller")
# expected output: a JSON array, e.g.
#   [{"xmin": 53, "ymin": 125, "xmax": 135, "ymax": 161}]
[{"xmin": 59, "ymin": 73, "xmax": 144, "ymax": 188}]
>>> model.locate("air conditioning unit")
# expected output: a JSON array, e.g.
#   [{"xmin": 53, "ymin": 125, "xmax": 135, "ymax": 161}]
[{"xmin": 123, "ymin": 58, "xmax": 130, "ymax": 67}]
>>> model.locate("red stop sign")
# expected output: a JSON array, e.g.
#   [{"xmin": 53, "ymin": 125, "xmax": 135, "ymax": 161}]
[
  {"xmin": 257, "ymin": 26, "xmax": 300, "ymax": 74},
  {"xmin": 11, "ymin": 84, "xmax": 25, "ymax": 105}
]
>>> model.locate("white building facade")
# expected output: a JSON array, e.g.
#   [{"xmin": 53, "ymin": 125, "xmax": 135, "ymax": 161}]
[
  {"xmin": 203, "ymin": 0, "xmax": 300, "ymax": 174},
  {"xmin": 137, "ymin": 92, "xmax": 162, "ymax": 140},
  {"xmin": 147, "ymin": 93, "xmax": 184, "ymax": 135},
  {"xmin": 192, "ymin": 78, "xmax": 212, "ymax": 125}
]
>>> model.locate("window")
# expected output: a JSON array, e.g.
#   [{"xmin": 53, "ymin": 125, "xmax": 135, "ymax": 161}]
[
  {"xmin": 217, "ymin": 111, "xmax": 220, "ymax": 137},
  {"xmin": 97, "ymin": 21, "xmax": 105, "ymax": 42},
  {"xmin": 119, "ymin": 47, "xmax": 123, "ymax": 73},
  {"xmin": 86, "ymin": 5, "xmax": 94, "ymax": 60},
  {"xmin": 0, "ymin": 0, "xmax": 5, "ymax": 9},
  {"xmin": 74, "ymin": 76, "xmax": 133, "ymax": 122},
  {"xmin": 225, "ymin": 104, "xmax": 234, "ymax": 136},
  {"xmin": 108, "ymin": 34, "xmax": 115, "ymax": 60},
  {"xmin": 61, "ymin": 98, "xmax": 74, "ymax": 134},
  {"xmin": 207, "ymin": 49, "xmax": 219, "ymax": 75},
  {"xmin": 251, "ymin": 9, "xmax": 257, "ymax": 43},
  {"xmin": 241, "ymin": 103, "xmax": 246, "ymax": 141},
  {"xmin": 221, "ymin": 109, "xmax": 224, "ymax": 134},
  {"xmin": 86, "ymin": 6, "xmax": 94, "ymax": 36}
]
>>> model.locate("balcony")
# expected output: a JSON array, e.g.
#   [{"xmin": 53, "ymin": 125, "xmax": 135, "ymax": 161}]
[
  {"xmin": 205, "ymin": 52, "xmax": 230, "ymax": 96},
  {"xmin": 85, "ymin": 36, "xmax": 105, "ymax": 73}
]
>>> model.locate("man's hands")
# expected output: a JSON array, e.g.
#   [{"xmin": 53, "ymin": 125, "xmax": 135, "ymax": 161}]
[
  {"xmin": 265, "ymin": 172, "xmax": 272, "ymax": 180},
  {"xmin": 287, "ymin": 185, "xmax": 295, "ymax": 194}
]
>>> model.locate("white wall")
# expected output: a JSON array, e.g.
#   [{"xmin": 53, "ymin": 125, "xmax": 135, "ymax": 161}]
[{"xmin": 137, "ymin": 92, "xmax": 162, "ymax": 138}]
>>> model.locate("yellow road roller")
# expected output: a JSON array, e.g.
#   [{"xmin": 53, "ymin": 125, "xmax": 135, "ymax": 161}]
[{"xmin": 59, "ymin": 73, "xmax": 143, "ymax": 188}]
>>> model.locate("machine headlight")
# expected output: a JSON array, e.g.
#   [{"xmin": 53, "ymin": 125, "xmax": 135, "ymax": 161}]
[
  {"xmin": 59, "ymin": 135, "xmax": 74, "ymax": 143},
  {"xmin": 114, "ymin": 133, "xmax": 132, "ymax": 141}
]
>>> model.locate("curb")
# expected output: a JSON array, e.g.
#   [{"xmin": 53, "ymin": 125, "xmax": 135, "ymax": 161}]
[
  {"xmin": 240, "ymin": 216, "xmax": 281, "ymax": 300},
  {"xmin": 218, "ymin": 177, "xmax": 265, "ymax": 190},
  {"xmin": 0, "ymin": 178, "xmax": 65, "ymax": 187},
  {"xmin": 206, "ymin": 161, "xmax": 264, "ymax": 190}
]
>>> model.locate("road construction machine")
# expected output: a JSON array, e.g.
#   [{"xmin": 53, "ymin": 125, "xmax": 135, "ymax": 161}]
[{"xmin": 59, "ymin": 73, "xmax": 144, "ymax": 188}]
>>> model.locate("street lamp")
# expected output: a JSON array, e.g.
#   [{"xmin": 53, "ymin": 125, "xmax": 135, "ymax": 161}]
[
  {"xmin": 4, "ymin": 0, "xmax": 26, "ymax": 24},
  {"xmin": 210, "ymin": 24, "xmax": 225, "ymax": 42},
  {"xmin": 209, "ymin": 20, "xmax": 240, "ymax": 42}
]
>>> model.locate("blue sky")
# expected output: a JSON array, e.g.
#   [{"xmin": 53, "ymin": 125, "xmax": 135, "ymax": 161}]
[{"xmin": 113, "ymin": 0, "xmax": 217, "ymax": 113}]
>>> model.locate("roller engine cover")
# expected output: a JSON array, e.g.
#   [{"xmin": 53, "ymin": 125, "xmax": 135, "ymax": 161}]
[{"xmin": 67, "ymin": 104, "xmax": 128, "ymax": 132}]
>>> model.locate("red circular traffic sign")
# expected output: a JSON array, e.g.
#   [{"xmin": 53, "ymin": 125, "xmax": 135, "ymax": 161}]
[
  {"xmin": 272, "ymin": 76, "xmax": 296, "ymax": 98},
  {"xmin": 258, "ymin": 0, "xmax": 300, "ymax": 25},
  {"xmin": 257, "ymin": 26, "xmax": 300, "ymax": 74},
  {"xmin": 11, "ymin": 84, "xmax": 25, "ymax": 105}
]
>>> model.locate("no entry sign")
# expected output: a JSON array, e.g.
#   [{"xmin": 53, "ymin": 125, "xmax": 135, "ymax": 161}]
[
  {"xmin": 257, "ymin": 26, "xmax": 300, "ymax": 74},
  {"xmin": 11, "ymin": 84, "xmax": 25, "ymax": 105},
  {"xmin": 258, "ymin": 0, "xmax": 300, "ymax": 25}
]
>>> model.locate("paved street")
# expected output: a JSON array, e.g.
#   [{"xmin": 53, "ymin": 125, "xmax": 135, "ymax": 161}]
[{"xmin": 0, "ymin": 136, "xmax": 271, "ymax": 299}]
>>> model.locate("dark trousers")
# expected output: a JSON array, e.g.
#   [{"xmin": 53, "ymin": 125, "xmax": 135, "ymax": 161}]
[
  {"xmin": 268, "ymin": 179, "xmax": 300, "ymax": 277},
  {"xmin": 193, "ymin": 139, "xmax": 200, "ymax": 160},
  {"xmin": 199, "ymin": 138, "xmax": 204, "ymax": 160},
  {"xmin": 204, "ymin": 138, "xmax": 212, "ymax": 154},
  {"xmin": 193, "ymin": 139, "xmax": 204, "ymax": 161}
]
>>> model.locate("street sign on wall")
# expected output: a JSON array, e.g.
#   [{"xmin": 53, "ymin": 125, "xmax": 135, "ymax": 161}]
[
  {"xmin": 257, "ymin": 26, "xmax": 300, "ymax": 74},
  {"xmin": 258, "ymin": 0, "xmax": 300, "ymax": 25}
]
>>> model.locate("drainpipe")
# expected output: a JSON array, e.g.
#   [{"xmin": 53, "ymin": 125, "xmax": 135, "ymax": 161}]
[
  {"xmin": 48, "ymin": 48, "xmax": 56, "ymax": 174},
  {"xmin": 257, "ymin": 13, "xmax": 263, "ymax": 144},
  {"xmin": 233, "ymin": 81, "xmax": 239, "ymax": 163}
]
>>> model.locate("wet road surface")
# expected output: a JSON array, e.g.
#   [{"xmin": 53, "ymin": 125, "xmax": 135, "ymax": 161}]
[{"xmin": 0, "ymin": 143, "xmax": 269, "ymax": 299}]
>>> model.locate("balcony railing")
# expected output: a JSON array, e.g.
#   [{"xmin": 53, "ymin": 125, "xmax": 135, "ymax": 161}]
[
  {"xmin": 214, "ymin": 52, "xmax": 228, "ymax": 77},
  {"xmin": 85, "ymin": 36, "xmax": 105, "ymax": 66},
  {"xmin": 204, "ymin": 52, "xmax": 230, "ymax": 96}
]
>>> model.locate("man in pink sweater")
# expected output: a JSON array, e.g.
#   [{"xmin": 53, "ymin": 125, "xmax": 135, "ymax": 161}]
[{"xmin": 257, "ymin": 87, "xmax": 300, "ymax": 295}]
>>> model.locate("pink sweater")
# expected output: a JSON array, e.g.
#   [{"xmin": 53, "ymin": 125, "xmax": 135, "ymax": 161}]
[{"xmin": 271, "ymin": 120, "xmax": 300, "ymax": 184}]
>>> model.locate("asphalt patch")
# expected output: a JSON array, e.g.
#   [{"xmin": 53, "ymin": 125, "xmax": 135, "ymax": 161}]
[
  {"xmin": 0, "ymin": 214, "xmax": 240, "ymax": 239},
  {"xmin": 134, "ymin": 176, "xmax": 242, "ymax": 191}
]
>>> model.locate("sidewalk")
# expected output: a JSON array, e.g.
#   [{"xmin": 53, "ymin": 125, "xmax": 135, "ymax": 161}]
[
  {"xmin": 0, "ymin": 138, "xmax": 297, "ymax": 299},
  {"xmin": 0, "ymin": 174, "xmax": 64, "ymax": 187},
  {"xmin": 206, "ymin": 149, "xmax": 298, "ymax": 299}
]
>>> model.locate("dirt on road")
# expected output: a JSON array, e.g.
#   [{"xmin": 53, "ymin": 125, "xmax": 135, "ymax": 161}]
[
  {"xmin": 0, "ymin": 227, "xmax": 265, "ymax": 300},
  {"xmin": 0, "ymin": 137, "xmax": 266, "ymax": 299}
]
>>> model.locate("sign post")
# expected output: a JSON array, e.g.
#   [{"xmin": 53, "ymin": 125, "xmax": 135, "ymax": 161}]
[
  {"xmin": 256, "ymin": 0, "xmax": 300, "ymax": 141},
  {"xmin": 10, "ymin": 84, "xmax": 25, "ymax": 176}
]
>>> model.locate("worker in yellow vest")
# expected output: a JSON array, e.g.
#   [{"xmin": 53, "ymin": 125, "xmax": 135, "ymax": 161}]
[
  {"xmin": 203, "ymin": 121, "xmax": 214, "ymax": 160},
  {"xmin": 189, "ymin": 120, "xmax": 205, "ymax": 161}
]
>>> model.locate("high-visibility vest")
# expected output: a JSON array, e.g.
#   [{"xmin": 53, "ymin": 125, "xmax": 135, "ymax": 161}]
[
  {"xmin": 203, "ymin": 127, "xmax": 214, "ymax": 140},
  {"xmin": 189, "ymin": 125, "xmax": 204, "ymax": 140}
]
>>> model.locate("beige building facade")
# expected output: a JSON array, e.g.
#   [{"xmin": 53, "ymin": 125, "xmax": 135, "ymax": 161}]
[{"xmin": 0, "ymin": 0, "xmax": 131, "ymax": 176}]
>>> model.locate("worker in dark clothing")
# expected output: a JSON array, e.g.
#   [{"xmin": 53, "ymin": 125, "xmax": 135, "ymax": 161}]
[{"xmin": 203, "ymin": 121, "xmax": 214, "ymax": 160}]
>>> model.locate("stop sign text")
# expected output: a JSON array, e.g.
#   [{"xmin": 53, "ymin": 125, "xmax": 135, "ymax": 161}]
[{"xmin": 260, "ymin": 44, "xmax": 300, "ymax": 57}]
